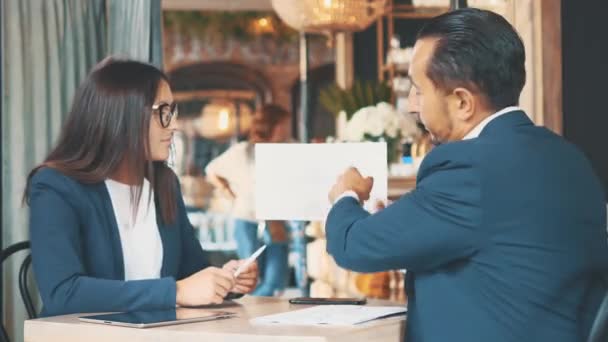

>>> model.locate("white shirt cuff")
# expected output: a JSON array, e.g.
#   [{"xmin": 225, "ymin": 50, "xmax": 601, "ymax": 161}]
[{"xmin": 333, "ymin": 190, "xmax": 360, "ymax": 205}]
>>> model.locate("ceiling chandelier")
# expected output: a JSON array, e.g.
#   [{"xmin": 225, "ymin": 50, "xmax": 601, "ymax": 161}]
[{"xmin": 271, "ymin": 0, "xmax": 387, "ymax": 34}]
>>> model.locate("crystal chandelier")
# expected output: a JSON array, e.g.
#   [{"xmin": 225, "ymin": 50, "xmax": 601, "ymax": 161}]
[{"xmin": 271, "ymin": 0, "xmax": 387, "ymax": 34}]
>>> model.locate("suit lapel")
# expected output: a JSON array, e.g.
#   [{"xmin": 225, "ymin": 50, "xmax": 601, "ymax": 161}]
[
  {"xmin": 155, "ymin": 195, "xmax": 176, "ymax": 278},
  {"xmin": 97, "ymin": 181, "xmax": 126, "ymax": 280}
]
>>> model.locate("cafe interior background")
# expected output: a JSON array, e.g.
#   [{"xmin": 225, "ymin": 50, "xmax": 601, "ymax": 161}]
[{"xmin": 1, "ymin": 0, "xmax": 607, "ymax": 340}]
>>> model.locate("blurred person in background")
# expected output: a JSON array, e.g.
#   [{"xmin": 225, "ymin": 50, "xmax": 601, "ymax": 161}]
[{"xmin": 206, "ymin": 104, "xmax": 292, "ymax": 296}]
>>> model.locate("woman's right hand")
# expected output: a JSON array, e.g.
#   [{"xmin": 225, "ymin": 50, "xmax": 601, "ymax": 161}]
[{"xmin": 175, "ymin": 267, "xmax": 235, "ymax": 306}]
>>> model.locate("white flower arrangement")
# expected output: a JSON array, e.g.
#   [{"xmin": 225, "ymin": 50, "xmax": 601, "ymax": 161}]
[
  {"xmin": 343, "ymin": 102, "xmax": 420, "ymax": 163},
  {"xmin": 345, "ymin": 102, "xmax": 419, "ymax": 142}
]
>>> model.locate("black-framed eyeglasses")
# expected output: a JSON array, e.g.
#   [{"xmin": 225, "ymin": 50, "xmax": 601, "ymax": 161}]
[{"xmin": 152, "ymin": 102, "xmax": 178, "ymax": 128}]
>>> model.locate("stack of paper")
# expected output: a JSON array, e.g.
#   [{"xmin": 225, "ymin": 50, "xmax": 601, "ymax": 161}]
[{"xmin": 251, "ymin": 305, "xmax": 406, "ymax": 326}]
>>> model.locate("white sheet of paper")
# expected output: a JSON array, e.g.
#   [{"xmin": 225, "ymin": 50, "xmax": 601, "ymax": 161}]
[
  {"xmin": 255, "ymin": 142, "xmax": 388, "ymax": 220},
  {"xmin": 250, "ymin": 305, "xmax": 406, "ymax": 326}
]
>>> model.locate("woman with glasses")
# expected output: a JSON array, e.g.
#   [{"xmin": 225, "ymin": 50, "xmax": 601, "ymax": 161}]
[{"xmin": 24, "ymin": 58, "xmax": 258, "ymax": 317}]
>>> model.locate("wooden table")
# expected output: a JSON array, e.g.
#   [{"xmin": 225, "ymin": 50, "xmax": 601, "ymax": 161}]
[{"xmin": 24, "ymin": 297, "xmax": 406, "ymax": 342}]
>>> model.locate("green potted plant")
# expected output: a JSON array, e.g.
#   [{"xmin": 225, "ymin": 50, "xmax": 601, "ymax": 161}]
[{"xmin": 319, "ymin": 79, "xmax": 392, "ymax": 120}]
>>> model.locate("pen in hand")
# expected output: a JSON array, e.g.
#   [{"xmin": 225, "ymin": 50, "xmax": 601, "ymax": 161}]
[{"xmin": 234, "ymin": 245, "xmax": 267, "ymax": 277}]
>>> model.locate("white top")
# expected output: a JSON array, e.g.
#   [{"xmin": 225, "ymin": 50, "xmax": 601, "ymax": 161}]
[
  {"xmin": 105, "ymin": 179, "xmax": 163, "ymax": 281},
  {"xmin": 334, "ymin": 106, "xmax": 523, "ymax": 204},
  {"xmin": 205, "ymin": 142, "xmax": 256, "ymax": 221}
]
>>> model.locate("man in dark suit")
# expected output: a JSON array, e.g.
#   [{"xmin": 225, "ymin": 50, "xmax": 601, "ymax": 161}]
[{"xmin": 325, "ymin": 8, "xmax": 608, "ymax": 342}]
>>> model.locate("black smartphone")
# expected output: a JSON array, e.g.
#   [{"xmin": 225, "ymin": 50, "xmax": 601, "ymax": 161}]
[
  {"xmin": 288, "ymin": 297, "xmax": 367, "ymax": 305},
  {"xmin": 224, "ymin": 292, "xmax": 245, "ymax": 300}
]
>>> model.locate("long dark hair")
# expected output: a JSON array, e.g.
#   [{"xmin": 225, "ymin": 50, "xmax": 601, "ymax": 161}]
[
  {"xmin": 249, "ymin": 104, "xmax": 290, "ymax": 143},
  {"xmin": 24, "ymin": 57, "xmax": 178, "ymax": 225}
]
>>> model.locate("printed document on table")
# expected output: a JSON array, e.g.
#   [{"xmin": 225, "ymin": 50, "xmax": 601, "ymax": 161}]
[
  {"xmin": 250, "ymin": 305, "xmax": 406, "ymax": 326},
  {"xmin": 255, "ymin": 142, "xmax": 388, "ymax": 221}
]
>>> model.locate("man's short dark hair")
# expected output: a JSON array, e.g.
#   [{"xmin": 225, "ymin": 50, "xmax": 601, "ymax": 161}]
[{"xmin": 417, "ymin": 8, "xmax": 526, "ymax": 110}]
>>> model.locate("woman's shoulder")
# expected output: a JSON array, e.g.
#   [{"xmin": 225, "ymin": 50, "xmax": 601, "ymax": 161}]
[
  {"xmin": 29, "ymin": 167, "xmax": 92, "ymax": 198},
  {"xmin": 31, "ymin": 167, "xmax": 74, "ymax": 184}
]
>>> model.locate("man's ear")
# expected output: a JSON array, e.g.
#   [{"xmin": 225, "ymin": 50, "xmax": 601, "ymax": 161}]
[{"xmin": 450, "ymin": 87, "xmax": 475, "ymax": 121}]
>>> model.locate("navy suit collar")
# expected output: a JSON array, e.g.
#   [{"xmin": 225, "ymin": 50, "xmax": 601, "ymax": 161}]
[
  {"xmin": 96, "ymin": 181, "xmax": 126, "ymax": 280},
  {"xmin": 478, "ymin": 110, "xmax": 533, "ymax": 138},
  {"xmin": 154, "ymin": 194, "xmax": 172, "ymax": 278}
]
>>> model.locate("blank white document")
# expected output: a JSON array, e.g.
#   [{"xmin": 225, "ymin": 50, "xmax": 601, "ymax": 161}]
[{"xmin": 255, "ymin": 142, "xmax": 388, "ymax": 221}]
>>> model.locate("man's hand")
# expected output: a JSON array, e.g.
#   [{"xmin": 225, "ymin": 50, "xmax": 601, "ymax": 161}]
[{"xmin": 328, "ymin": 167, "xmax": 374, "ymax": 204}]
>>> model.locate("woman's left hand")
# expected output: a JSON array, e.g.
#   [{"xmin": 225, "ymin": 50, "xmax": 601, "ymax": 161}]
[{"xmin": 222, "ymin": 259, "xmax": 259, "ymax": 294}]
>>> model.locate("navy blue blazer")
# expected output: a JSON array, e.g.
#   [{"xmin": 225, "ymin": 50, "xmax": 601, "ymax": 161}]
[
  {"xmin": 28, "ymin": 168, "xmax": 210, "ymax": 317},
  {"xmin": 326, "ymin": 111, "xmax": 608, "ymax": 342}
]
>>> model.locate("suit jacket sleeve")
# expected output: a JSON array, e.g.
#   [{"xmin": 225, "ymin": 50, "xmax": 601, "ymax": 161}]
[
  {"xmin": 325, "ymin": 143, "xmax": 483, "ymax": 273},
  {"xmin": 29, "ymin": 173, "xmax": 177, "ymax": 316}
]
